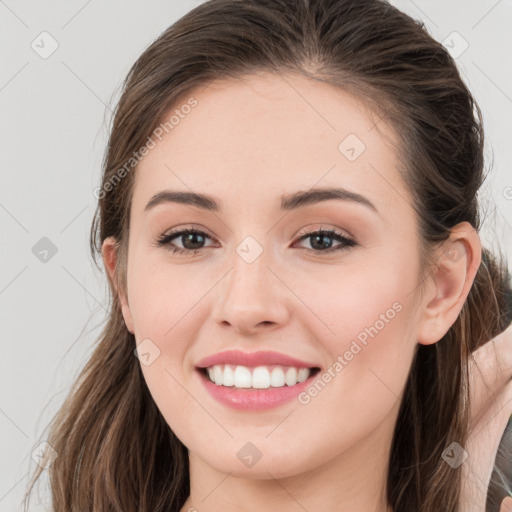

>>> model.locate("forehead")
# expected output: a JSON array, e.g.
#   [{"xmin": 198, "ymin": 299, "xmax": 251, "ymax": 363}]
[{"xmin": 132, "ymin": 71, "xmax": 410, "ymax": 218}]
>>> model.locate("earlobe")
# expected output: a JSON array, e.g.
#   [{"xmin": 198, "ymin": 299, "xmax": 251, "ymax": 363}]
[
  {"xmin": 101, "ymin": 237, "xmax": 135, "ymax": 335},
  {"xmin": 417, "ymin": 222, "xmax": 481, "ymax": 346}
]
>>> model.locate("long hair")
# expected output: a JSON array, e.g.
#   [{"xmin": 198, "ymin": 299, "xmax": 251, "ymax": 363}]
[{"xmin": 23, "ymin": 0, "xmax": 512, "ymax": 510}]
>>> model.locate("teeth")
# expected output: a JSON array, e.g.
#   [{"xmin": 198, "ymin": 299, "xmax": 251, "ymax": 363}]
[
  {"xmin": 297, "ymin": 368, "xmax": 310, "ymax": 383},
  {"xmin": 223, "ymin": 364, "xmax": 235, "ymax": 386},
  {"xmin": 252, "ymin": 366, "xmax": 270, "ymax": 389},
  {"xmin": 270, "ymin": 367, "xmax": 285, "ymax": 387},
  {"xmin": 284, "ymin": 367, "xmax": 297, "ymax": 386},
  {"xmin": 233, "ymin": 366, "xmax": 251, "ymax": 388},
  {"xmin": 213, "ymin": 365, "xmax": 223, "ymax": 385},
  {"xmin": 204, "ymin": 364, "xmax": 312, "ymax": 388}
]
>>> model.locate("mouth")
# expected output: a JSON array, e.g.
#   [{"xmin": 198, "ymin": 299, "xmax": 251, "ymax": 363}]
[
  {"xmin": 195, "ymin": 364, "xmax": 322, "ymax": 411},
  {"xmin": 196, "ymin": 364, "xmax": 322, "ymax": 389}
]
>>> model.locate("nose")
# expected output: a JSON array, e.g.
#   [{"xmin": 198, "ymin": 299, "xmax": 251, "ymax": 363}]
[{"xmin": 213, "ymin": 247, "xmax": 290, "ymax": 336}]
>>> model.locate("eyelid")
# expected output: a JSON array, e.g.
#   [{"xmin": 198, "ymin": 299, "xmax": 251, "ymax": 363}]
[
  {"xmin": 294, "ymin": 223, "xmax": 354, "ymax": 242},
  {"xmin": 160, "ymin": 223, "xmax": 215, "ymax": 239}
]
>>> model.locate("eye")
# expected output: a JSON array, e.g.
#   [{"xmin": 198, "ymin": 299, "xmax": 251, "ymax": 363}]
[
  {"xmin": 153, "ymin": 225, "xmax": 357, "ymax": 256},
  {"xmin": 154, "ymin": 227, "xmax": 216, "ymax": 256},
  {"xmin": 293, "ymin": 227, "xmax": 357, "ymax": 253}
]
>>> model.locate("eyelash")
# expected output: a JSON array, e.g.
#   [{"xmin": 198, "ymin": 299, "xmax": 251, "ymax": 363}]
[{"xmin": 154, "ymin": 226, "xmax": 357, "ymax": 256}]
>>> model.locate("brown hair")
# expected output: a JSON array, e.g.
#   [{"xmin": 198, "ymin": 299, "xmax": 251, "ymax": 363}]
[{"xmin": 22, "ymin": 0, "xmax": 512, "ymax": 510}]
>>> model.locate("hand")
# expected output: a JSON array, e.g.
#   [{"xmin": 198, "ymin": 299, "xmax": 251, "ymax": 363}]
[
  {"xmin": 460, "ymin": 322, "xmax": 512, "ymax": 512},
  {"xmin": 500, "ymin": 496, "xmax": 512, "ymax": 511}
]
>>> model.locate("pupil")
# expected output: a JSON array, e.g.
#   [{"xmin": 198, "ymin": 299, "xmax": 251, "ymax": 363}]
[
  {"xmin": 184, "ymin": 233, "xmax": 204, "ymax": 249},
  {"xmin": 311, "ymin": 234, "xmax": 332, "ymax": 250}
]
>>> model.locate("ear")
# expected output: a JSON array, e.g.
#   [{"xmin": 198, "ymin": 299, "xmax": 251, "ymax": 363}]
[
  {"xmin": 101, "ymin": 236, "xmax": 135, "ymax": 334},
  {"xmin": 417, "ymin": 222, "xmax": 482, "ymax": 345}
]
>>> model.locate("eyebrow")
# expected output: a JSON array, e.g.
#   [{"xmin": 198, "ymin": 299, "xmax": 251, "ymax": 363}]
[{"xmin": 144, "ymin": 187, "xmax": 378, "ymax": 214}]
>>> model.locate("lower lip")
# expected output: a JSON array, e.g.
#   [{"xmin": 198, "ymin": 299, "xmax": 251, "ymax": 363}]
[{"xmin": 195, "ymin": 368, "xmax": 319, "ymax": 411}]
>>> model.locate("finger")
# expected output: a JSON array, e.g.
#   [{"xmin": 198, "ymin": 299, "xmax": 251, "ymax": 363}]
[{"xmin": 499, "ymin": 496, "xmax": 512, "ymax": 512}]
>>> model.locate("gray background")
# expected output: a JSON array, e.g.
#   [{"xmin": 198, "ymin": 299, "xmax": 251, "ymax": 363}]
[{"xmin": 1, "ymin": 0, "xmax": 511, "ymax": 510}]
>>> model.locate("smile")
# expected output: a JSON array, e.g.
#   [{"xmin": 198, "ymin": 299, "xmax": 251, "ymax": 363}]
[
  {"xmin": 202, "ymin": 364, "xmax": 319, "ymax": 388},
  {"xmin": 196, "ymin": 365, "xmax": 321, "ymax": 411}
]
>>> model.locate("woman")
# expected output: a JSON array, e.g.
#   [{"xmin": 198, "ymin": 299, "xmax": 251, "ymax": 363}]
[{"xmin": 23, "ymin": 0, "xmax": 512, "ymax": 510}]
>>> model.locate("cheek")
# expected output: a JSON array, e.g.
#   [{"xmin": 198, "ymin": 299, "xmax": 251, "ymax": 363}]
[
  {"xmin": 126, "ymin": 262, "xmax": 202, "ymax": 418},
  {"xmin": 290, "ymin": 287, "xmax": 416, "ymax": 465},
  {"xmin": 301, "ymin": 259, "xmax": 413, "ymax": 344},
  {"xmin": 130, "ymin": 264, "xmax": 203, "ymax": 426},
  {"xmin": 127, "ymin": 255, "xmax": 204, "ymax": 338},
  {"xmin": 298, "ymin": 260, "xmax": 418, "ymax": 408}
]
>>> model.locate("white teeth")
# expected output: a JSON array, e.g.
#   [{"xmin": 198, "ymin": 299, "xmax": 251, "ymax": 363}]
[
  {"xmin": 213, "ymin": 365, "xmax": 223, "ymax": 386},
  {"xmin": 233, "ymin": 366, "xmax": 252, "ymax": 388},
  {"xmin": 297, "ymin": 368, "xmax": 310, "ymax": 383},
  {"xmin": 270, "ymin": 367, "xmax": 285, "ymax": 387},
  {"xmin": 223, "ymin": 364, "xmax": 235, "ymax": 386},
  {"xmin": 252, "ymin": 366, "xmax": 270, "ymax": 389},
  {"xmin": 204, "ymin": 364, "xmax": 312, "ymax": 388},
  {"xmin": 284, "ymin": 367, "xmax": 297, "ymax": 386}
]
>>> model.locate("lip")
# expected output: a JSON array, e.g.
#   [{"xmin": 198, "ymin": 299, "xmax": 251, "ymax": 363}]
[
  {"xmin": 195, "ymin": 350, "xmax": 320, "ymax": 370},
  {"xmin": 195, "ymin": 366, "xmax": 321, "ymax": 411}
]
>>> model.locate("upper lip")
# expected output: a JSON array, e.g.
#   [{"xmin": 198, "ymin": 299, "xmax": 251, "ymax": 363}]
[{"xmin": 195, "ymin": 350, "xmax": 320, "ymax": 369}]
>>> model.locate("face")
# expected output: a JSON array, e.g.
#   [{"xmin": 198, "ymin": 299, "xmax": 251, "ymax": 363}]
[{"xmin": 105, "ymin": 71, "xmax": 429, "ymax": 479}]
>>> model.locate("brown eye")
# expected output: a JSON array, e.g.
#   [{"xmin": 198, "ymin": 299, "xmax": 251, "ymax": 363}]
[
  {"xmin": 294, "ymin": 228, "xmax": 356, "ymax": 253},
  {"xmin": 155, "ymin": 228, "xmax": 213, "ymax": 255}
]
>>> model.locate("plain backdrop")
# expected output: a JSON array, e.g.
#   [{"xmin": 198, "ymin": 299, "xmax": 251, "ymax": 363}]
[{"xmin": 1, "ymin": 0, "xmax": 511, "ymax": 510}]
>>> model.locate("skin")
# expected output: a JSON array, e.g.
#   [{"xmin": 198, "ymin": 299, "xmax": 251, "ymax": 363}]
[
  {"xmin": 502, "ymin": 497, "xmax": 512, "ymax": 512},
  {"xmin": 463, "ymin": 323, "xmax": 512, "ymax": 511},
  {"xmin": 102, "ymin": 71, "xmax": 485, "ymax": 512}
]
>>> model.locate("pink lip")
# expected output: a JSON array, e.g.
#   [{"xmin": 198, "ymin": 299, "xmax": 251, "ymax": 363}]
[
  {"xmin": 195, "ymin": 350, "xmax": 319, "ymax": 369},
  {"xmin": 195, "ymin": 367, "xmax": 320, "ymax": 411}
]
